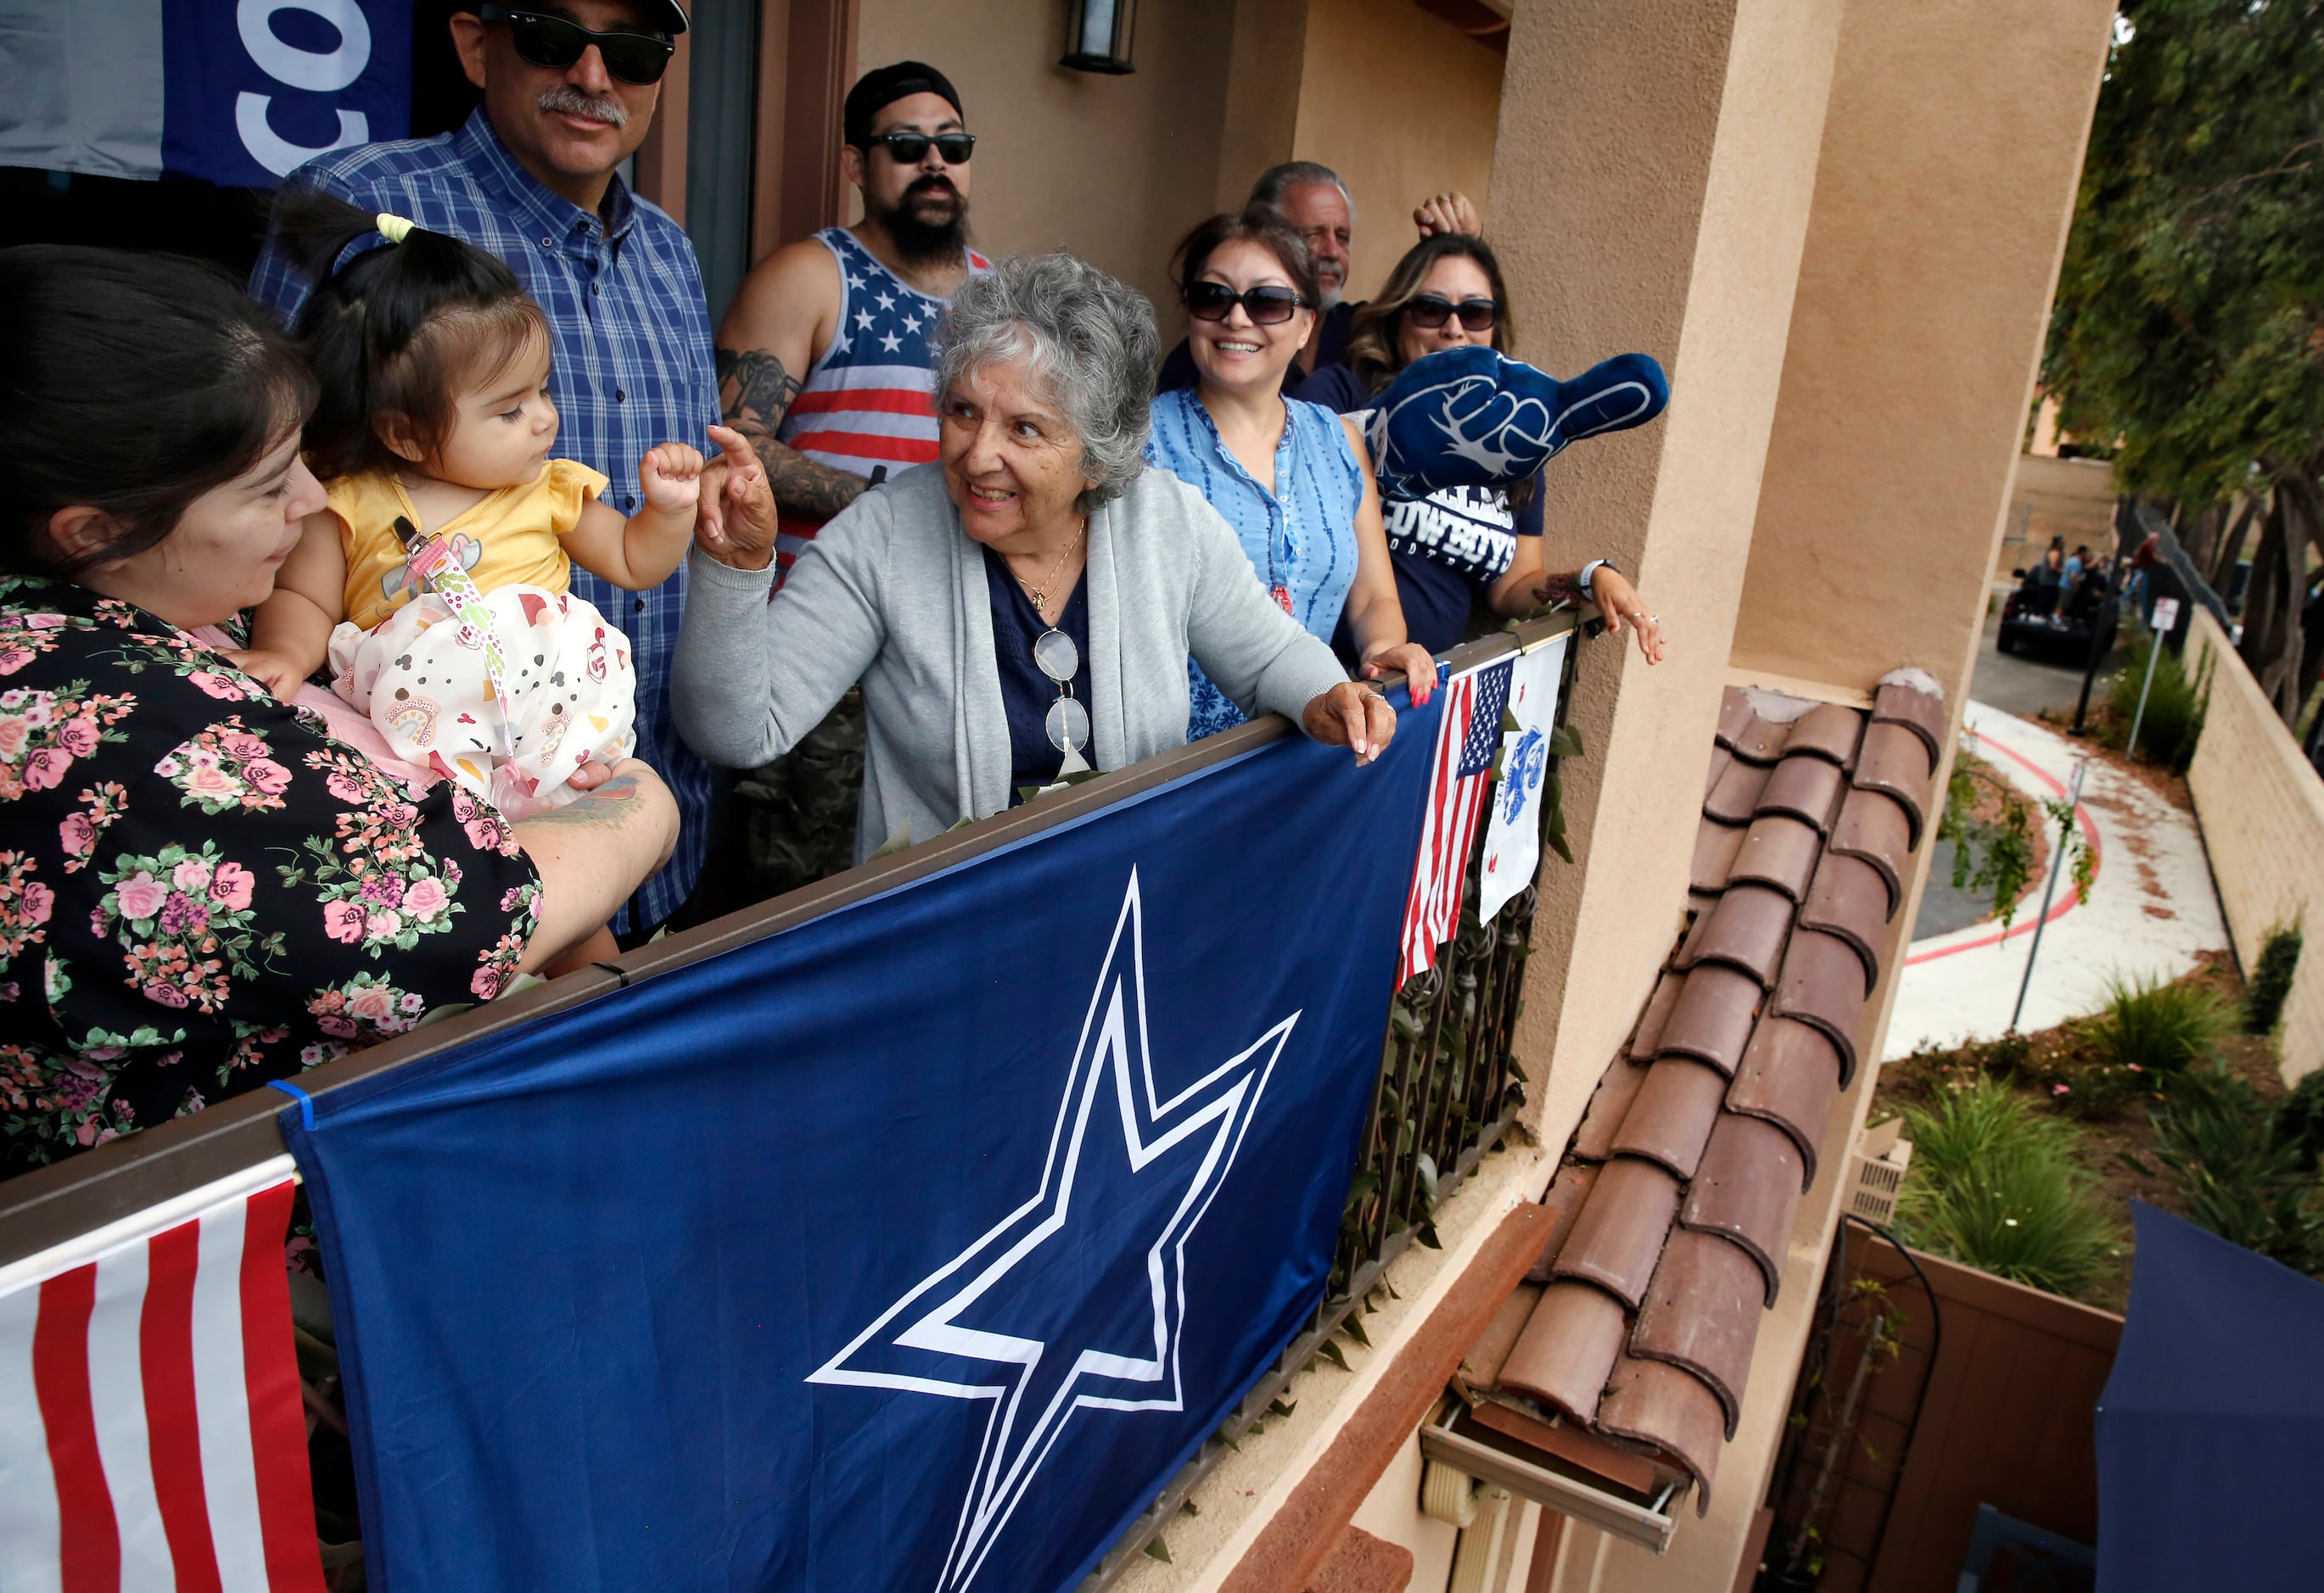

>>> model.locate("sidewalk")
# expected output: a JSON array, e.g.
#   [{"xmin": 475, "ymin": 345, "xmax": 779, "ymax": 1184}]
[{"xmin": 1883, "ymin": 701, "xmax": 2230, "ymax": 1059}]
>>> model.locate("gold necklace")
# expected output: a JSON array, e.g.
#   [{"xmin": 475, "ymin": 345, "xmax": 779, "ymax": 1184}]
[{"xmin": 1013, "ymin": 518, "xmax": 1087, "ymax": 617}]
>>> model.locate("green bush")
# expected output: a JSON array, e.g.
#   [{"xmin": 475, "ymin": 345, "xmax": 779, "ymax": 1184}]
[
  {"xmin": 1894, "ymin": 1078, "xmax": 2122, "ymax": 1299},
  {"xmin": 2149, "ymin": 1065, "xmax": 2324, "ymax": 1276},
  {"xmin": 2105, "ymin": 629, "xmax": 2210, "ymax": 771},
  {"xmin": 2273, "ymin": 1069, "xmax": 2324, "ymax": 1174},
  {"xmin": 2246, "ymin": 923, "xmax": 2304, "ymax": 1035},
  {"xmin": 2088, "ymin": 972, "xmax": 2235, "ymax": 1076}
]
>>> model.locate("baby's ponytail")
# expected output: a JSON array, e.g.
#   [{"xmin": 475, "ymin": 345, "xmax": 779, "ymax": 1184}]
[{"xmin": 268, "ymin": 186, "xmax": 547, "ymax": 481}]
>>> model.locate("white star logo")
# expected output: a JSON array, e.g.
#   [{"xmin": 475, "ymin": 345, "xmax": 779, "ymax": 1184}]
[
  {"xmin": 904, "ymin": 313, "xmax": 922, "ymax": 333},
  {"xmin": 857, "ymin": 309, "xmax": 876, "ymax": 332},
  {"xmin": 848, "ymin": 271, "xmax": 867, "ymax": 288},
  {"xmin": 807, "ymin": 871, "xmax": 1296, "ymax": 1591},
  {"xmin": 881, "ymin": 330, "xmax": 904, "ymax": 354},
  {"xmin": 876, "ymin": 290, "xmax": 898, "ymax": 312}
]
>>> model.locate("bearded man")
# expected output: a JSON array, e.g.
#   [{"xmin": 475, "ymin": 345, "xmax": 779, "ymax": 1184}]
[{"xmin": 714, "ymin": 61, "xmax": 992, "ymax": 580}]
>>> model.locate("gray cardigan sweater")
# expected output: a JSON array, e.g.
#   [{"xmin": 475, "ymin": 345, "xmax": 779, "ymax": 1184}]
[{"xmin": 671, "ymin": 462, "xmax": 1351, "ymax": 862}]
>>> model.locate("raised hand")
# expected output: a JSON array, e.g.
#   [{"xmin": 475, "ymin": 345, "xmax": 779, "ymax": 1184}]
[
  {"xmin": 695, "ymin": 423, "xmax": 778, "ymax": 571},
  {"xmin": 640, "ymin": 442, "xmax": 707, "ymax": 517}
]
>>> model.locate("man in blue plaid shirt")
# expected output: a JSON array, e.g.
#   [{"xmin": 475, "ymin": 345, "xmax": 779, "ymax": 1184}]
[{"xmin": 249, "ymin": 0, "xmax": 715, "ymax": 938}]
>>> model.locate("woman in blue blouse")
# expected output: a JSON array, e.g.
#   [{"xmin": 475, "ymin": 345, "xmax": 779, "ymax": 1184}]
[{"xmin": 1147, "ymin": 211, "xmax": 1435, "ymax": 739}]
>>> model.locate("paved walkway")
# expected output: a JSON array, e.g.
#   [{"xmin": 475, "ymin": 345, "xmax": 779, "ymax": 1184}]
[{"xmin": 1883, "ymin": 700, "xmax": 2229, "ymax": 1059}]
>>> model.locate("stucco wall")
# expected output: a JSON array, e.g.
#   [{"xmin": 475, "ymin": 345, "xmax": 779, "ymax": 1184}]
[
  {"xmin": 2186, "ymin": 606, "xmax": 2324, "ymax": 1085},
  {"xmin": 1728, "ymin": 0, "xmax": 2115, "ymax": 715},
  {"xmin": 1286, "ymin": 0, "xmax": 1506, "ymax": 300},
  {"xmin": 854, "ymin": 0, "xmax": 1234, "ymax": 312},
  {"xmin": 1486, "ymin": 0, "xmax": 1851, "ymax": 1191}
]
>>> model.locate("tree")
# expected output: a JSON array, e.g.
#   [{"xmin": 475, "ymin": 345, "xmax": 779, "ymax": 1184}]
[{"xmin": 2044, "ymin": 0, "xmax": 2324, "ymax": 718}]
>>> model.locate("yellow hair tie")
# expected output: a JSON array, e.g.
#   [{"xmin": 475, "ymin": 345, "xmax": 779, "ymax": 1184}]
[{"xmin": 376, "ymin": 213, "xmax": 415, "ymax": 244}]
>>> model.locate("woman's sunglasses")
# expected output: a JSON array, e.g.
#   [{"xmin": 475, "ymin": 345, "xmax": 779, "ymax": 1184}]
[
  {"xmin": 1405, "ymin": 295, "xmax": 1498, "ymax": 333},
  {"xmin": 478, "ymin": 5, "xmax": 675, "ymax": 87},
  {"xmin": 865, "ymin": 131, "xmax": 979, "ymax": 165},
  {"xmin": 1185, "ymin": 282, "xmax": 1309, "ymax": 326}
]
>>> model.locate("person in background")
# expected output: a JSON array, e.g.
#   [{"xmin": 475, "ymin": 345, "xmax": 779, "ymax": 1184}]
[
  {"xmin": 1156, "ymin": 163, "xmax": 1479, "ymax": 400},
  {"xmin": 674, "ymin": 254, "xmax": 1397, "ymax": 861},
  {"xmin": 1145, "ymin": 210, "xmax": 1435, "ymax": 740},
  {"xmin": 714, "ymin": 60, "xmax": 990, "ymax": 582},
  {"xmin": 248, "ymin": 0, "xmax": 714, "ymax": 943},
  {"xmin": 2064, "ymin": 543, "xmax": 2089, "ymax": 600},
  {"xmin": 1307, "ymin": 233, "xmax": 1665, "ymax": 661},
  {"xmin": 0, "ymin": 247, "xmax": 677, "ymax": 1176}
]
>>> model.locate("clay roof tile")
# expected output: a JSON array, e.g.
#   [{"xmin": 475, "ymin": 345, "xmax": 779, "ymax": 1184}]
[
  {"xmin": 1549, "ymin": 1157, "xmax": 1683, "ymax": 1309},
  {"xmin": 1703, "ymin": 744, "xmax": 1735, "ymax": 803},
  {"xmin": 1496, "ymin": 1280, "xmax": 1631, "ymax": 1426},
  {"xmin": 1573, "ymin": 1056, "xmax": 1652, "ymax": 1162},
  {"xmin": 1630, "ymin": 969, "xmax": 1686, "ymax": 1059},
  {"xmin": 1630, "ymin": 1229, "xmax": 1768, "ymax": 1438},
  {"xmin": 1678, "ymin": 1115, "xmax": 1807, "ymax": 1305},
  {"xmin": 1798, "ymin": 852, "xmax": 1891, "ymax": 994},
  {"xmin": 1654, "ymin": 964, "xmax": 1764, "ymax": 1076},
  {"xmin": 1726, "ymin": 1018, "xmax": 1845, "ymax": 1187},
  {"xmin": 1851, "ymin": 722, "xmax": 1935, "ymax": 847},
  {"xmin": 1784, "ymin": 702, "xmax": 1868, "ymax": 766},
  {"xmin": 1689, "ymin": 884, "xmax": 1797, "ymax": 988},
  {"xmin": 1730, "ymin": 713, "xmax": 1791, "ymax": 765},
  {"xmin": 1598, "ymin": 1355, "xmax": 1726, "ymax": 1516},
  {"xmin": 1690, "ymin": 816, "xmax": 1749, "ymax": 895},
  {"xmin": 1873, "ymin": 681, "xmax": 1947, "ymax": 765},
  {"xmin": 1714, "ymin": 687, "xmax": 1755, "ymax": 751},
  {"xmin": 1771, "ymin": 928, "xmax": 1869, "ymax": 1086},
  {"xmin": 1526, "ymin": 1162, "xmax": 1602, "ymax": 1283},
  {"xmin": 1704, "ymin": 756, "xmax": 1773, "ymax": 826},
  {"xmin": 1609, "ymin": 1057, "xmax": 1731, "ymax": 1180},
  {"xmin": 1756, "ymin": 752, "xmax": 1848, "ymax": 832},
  {"xmin": 1829, "ymin": 787, "xmax": 1913, "ymax": 915},
  {"xmin": 1728, "ymin": 813, "xmax": 1824, "ymax": 901}
]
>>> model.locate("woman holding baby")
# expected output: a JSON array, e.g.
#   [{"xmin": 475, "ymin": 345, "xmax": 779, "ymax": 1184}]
[{"xmin": 0, "ymin": 246, "xmax": 680, "ymax": 1177}]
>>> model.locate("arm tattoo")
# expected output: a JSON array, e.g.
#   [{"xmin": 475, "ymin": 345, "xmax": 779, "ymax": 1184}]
[{"xmin": 716, "ymin": 344, "xmax": 871, "ymax": 521}]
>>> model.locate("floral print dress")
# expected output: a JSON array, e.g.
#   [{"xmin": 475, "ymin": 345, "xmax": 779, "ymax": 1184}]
[{"xmin": 0, "ymin": 576, "xmax": 542, "ymax": 1177}]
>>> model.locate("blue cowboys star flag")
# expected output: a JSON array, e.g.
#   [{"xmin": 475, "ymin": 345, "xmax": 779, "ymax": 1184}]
[{"xmin": 276, "ymin": 705, "xmax": 1440, "ymax": 1592}]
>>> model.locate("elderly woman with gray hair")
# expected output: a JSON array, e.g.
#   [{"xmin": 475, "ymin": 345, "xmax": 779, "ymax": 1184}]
[{"xmin": 673, "ymin": 253, "xmax": 1397, "ymax": 860}]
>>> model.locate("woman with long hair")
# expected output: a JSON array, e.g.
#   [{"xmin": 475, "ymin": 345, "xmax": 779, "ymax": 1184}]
[{"xmin": 1314, "ymin": 233, "xmax": 1666, "ymax": 660}]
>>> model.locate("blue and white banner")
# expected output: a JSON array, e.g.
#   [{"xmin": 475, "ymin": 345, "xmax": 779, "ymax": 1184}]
[
  {"xmin": 0, "ymin": 0, "xmax": 409, "ymax": 186},
  {"xmin": 279, "ymin": 709, "xmax": 1440, "ymax": 1592},
  {"xmin": 1477, "ymin": 634, "xmax": 1568, "ymax": 925}
]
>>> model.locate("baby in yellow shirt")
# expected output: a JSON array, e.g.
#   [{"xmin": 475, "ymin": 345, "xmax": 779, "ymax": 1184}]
[{"xmin": 233, "ymin": 194, "xmax": 718, "ymax": 820}]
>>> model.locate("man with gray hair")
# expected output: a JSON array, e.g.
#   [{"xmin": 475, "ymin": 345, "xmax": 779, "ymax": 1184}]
[{"xmin": 1158, "ymin": 162, "xmax": 1478, "ymax": 396}]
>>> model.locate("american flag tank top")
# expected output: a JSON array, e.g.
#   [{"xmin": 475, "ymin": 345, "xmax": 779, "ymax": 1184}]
[{"xmin": 773, "ymin": 227, "xmax": 992, "ymax": 583}]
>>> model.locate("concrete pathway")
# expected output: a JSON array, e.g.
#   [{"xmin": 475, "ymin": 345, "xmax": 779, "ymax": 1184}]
[{"xmin": 1882, "ymin": 700, "xmax": 2229, "ymax": 1059}]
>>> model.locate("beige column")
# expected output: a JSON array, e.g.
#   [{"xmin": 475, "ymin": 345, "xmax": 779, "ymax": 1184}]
[
  {"xmin": 1729, "ymin": 0, "xmax": 2115, "ymax": 717},
  {"xmin": 1488, "ymin": 0, "xmax": 1851, "ymax": 1149}
]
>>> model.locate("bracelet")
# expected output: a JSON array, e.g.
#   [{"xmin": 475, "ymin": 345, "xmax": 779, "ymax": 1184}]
[{"xmin": 1578, "ymin": 558, "xmax": 1618, "ymax": 603}]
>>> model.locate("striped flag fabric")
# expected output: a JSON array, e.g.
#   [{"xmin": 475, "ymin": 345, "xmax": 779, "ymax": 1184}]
[
  {"xmin": 0, "ymin": 1158, "xmax": 325, "ymax": 1593},
  {"xmin": 1397, "ymin": 658, "xmax": 1514, "ymax": 987}
]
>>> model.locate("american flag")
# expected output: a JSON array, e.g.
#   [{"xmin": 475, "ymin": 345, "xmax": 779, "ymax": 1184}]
[
  {"xmin": 1397, "ymin": 659, "xmax": 1514, "ymax": 987},
  {"xmin": 0, "ymin": 1165, "xmax": 325, "ymax": 1592}
]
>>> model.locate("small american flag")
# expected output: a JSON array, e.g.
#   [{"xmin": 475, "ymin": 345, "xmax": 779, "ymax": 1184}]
[
  {"xmin": 1397, "ymin": 659, "xmax": 1514, "ymax": 986},
  {"xmin": 0, "ymin": 1165, "xmax": 325, "ymax": 1592}
]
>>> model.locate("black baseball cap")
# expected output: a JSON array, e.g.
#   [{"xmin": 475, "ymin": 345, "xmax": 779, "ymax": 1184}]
[{"xmin": 844, "ymin": 61, "xmax": 964, "ymax": 148}]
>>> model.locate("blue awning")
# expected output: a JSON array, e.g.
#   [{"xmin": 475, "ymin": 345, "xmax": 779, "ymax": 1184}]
[{"xmin": 2097, "ymin": 1201, "xmax": 2324, "ymax": 1589}]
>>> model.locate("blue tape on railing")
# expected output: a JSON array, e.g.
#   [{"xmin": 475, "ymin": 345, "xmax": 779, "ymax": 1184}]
[{"xmin": 268, "ymin": 1079, "xmax": 316, "ymax": 1131}]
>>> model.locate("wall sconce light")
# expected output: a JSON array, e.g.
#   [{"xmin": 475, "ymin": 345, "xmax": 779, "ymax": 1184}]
[{"xmin": 1061, "ymin": 0, "xmax": 1137, "ymax": 74}]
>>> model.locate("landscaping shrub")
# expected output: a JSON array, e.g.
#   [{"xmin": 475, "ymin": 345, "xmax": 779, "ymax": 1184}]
[
  {"xmin": 2104, "ymin": 629, "xmax": 2209, "ymax": 770},
  {"xmin": 1895, "ymin": 1078, "xmax": 2120, "ymax": 1300},
  {"xmin": 2087, "ymin": 972, "xmax": 2235, "ymax": 1076},
  {"xmin": 2245, "ymin": 922, "xmax": 2304, "ymax": 1035},
  {"xmin": 2148, "ymin": 1064, "xmax": 2324, "ymax": 1277},
  {"xmin": 2272, "ymin": 1068, "xmax": 2324, "ymax": 1174}
]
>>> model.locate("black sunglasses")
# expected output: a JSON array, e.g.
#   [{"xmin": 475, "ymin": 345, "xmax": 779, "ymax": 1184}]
[
  {"xmin": 1185, "ymin": 282, "xmax": 1309, "ymax": 326},
  {"xmin": 1405, "ymin": 295, "xmax": 1498, "ymax": 333},
  {"xmin": 478, "ymin": 5, "xmax": 675, "ymax": 86},
  {"xmin": 864, "ymin": 131, "xmax": 978, "ymax": 165}
]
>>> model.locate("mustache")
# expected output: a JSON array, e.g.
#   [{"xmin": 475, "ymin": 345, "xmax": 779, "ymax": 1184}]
[
  {"xmin": 537, "ymin": 85, "xmax": 629, "ymax": 128},
  {"xmin": 906, "ymin": 176, "xmax": 960, "ymax": 200}
]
